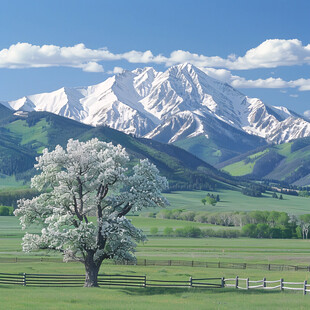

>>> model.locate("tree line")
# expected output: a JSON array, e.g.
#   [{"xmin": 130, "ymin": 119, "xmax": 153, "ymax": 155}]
[
  {"xmin": 0, "ymin": 188, "xmax": 39, "ymax": 208},
  {"xmin": 142, "ymin": 209, "xmax": 310, "ymax": 239}
]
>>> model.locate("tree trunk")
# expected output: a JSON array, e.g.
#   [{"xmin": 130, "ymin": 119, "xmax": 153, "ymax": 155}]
[{"xmin": 84, "ymin": 252, "xmax": 100, "ymax": 287}]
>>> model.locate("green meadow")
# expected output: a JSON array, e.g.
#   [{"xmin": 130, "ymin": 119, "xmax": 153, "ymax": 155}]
[
  {"xmin": 1, "ymin": 189, "xmax": 310, "ymax": 309},
  {"xmin": 163, "ymin": 190, "xmax": 310, "ymax": 214}
]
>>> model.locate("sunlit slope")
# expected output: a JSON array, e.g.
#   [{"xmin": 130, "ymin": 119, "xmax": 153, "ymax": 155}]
[
  {"xmin": 220, "ymin": 138, "xmax": 310, "ymax": 185},
  {"xmin": 0, "ymin": 111, "xmax": 236, "ymax": 189}
]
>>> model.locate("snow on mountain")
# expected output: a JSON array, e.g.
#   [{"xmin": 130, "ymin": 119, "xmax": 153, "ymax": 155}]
[{"xmin": 3, "ymin": 63, "xmax": 310, "ymax": 145}]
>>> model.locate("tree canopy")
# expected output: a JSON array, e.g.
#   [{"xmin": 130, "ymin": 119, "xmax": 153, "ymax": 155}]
[{"xmin": 14, "ymin": 138, "xmax": 168, "ymax": 286}]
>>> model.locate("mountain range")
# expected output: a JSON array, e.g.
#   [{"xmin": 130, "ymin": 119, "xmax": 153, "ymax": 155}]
[
  {"xmin": 2, "ymin": 63, "xmax": 310, "ymax": 166},
  {"xmin": 0, "ymin": 108, "xmax": 237, "ymax": 190}
]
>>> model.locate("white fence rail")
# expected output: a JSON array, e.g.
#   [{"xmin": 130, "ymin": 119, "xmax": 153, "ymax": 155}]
[{"xmin": 224, "ymin": 276, "xmax": 309, "ymax": 295}]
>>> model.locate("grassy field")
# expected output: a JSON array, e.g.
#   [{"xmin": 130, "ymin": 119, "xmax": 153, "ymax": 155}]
[
  {"xmin": 129, "ymin": 216, "xmax": 239, "ymax": 233},
  {"xmin": 1, "ymin": 188, "xmax": 310, "ymax": 309},
  {"xmin": 2, "ymin": 264, "xmax": 310, "ymax": 310},
  {"xmin": 163, "ymin": 190, "xmax": 310, "ymax": 214},
  {"xmin": 2, "ymin": 217, "xmax": 310, "ymax": 265},
  {"xmin": 2, "ymin": 216, "xmax": 310, "ymax": 309}
]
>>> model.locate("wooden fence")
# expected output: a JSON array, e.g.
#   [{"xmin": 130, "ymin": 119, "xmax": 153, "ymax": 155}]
[
  {"xmin": 2, "ymin": 257, "xmax": 310, "ymax": 273},
  {"xmin": 133, "ymin": 258, "xmax": 310, "ymax": 272},
  {"xmin": 1, "ymin": 272, "xmax": 309, "ymax": 294},
  {"xmin": 224, "ymin": 276, "xmax": 310, "ymax": 295},
  {"xmin": 0, "ymin": 272, "xmax": 222, "ymax": 288}
]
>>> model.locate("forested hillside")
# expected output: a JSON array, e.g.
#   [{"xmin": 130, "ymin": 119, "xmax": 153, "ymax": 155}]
[{"xmin": 0, "ymin": 110, "xmax": 237, "ymax": 191}]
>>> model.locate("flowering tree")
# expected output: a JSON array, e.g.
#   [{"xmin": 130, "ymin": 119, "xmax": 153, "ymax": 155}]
[{"xmin": 14, "ymin": 138, "xmax": 168, "ymax": 287}]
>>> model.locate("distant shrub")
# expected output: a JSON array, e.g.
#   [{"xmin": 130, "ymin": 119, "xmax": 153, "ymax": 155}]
[
  {"xmin": 0, "ymin": 206, "xmax": 13, "ymax": 216},
  {"xmin": 163, "ymin": 227, "xmax": 174, "ymax": 236},
  {"xmin": 180, "ymin": 211, "xmax": 195, "ymax": 221},
  {"xmin": 174, "ymin": 226, "xmax": 202, "ymax": 238},
  {"xmin": 299, "ymin": 191, "xmax": 310, "ymax": 198},
  {"xmin": 150, "ymin": 227, "xmax": 158, "ymax": 235}
]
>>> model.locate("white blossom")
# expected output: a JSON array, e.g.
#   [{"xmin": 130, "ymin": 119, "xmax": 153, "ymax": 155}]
[{"xmin": 14, "ymin": 138, "xmax": 168, "ymax": 267}]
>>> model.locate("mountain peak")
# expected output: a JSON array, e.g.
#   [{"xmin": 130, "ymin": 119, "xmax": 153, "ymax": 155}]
[{"xmin": 3, "ymin": 64, "xmax": 310, "ymax": 150}]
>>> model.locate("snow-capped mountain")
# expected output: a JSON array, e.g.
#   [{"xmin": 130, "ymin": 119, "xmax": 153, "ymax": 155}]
[{"xmin": 2, "ymin": 63, "xmax": 310, "ymax": 149}]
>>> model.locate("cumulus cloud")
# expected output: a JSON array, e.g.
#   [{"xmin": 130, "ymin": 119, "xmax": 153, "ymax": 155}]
[
  {"xmin": 80, "ymin": 62, "xmax": 104, "ymax": 72},
  {"xmin": 304, "ymin": 110, "xmax": 310, "ymax": 119},
  {"xmin": 200, "ymin": 67, "xmax": 310, "ymax": 92},
  {"xmin": 164, "ymin": 39, "xmax": 310, "ymax": 70},
  {"xmin": 2, "ymin": 39, "xmax": 310, "ymax": 72},
  {"xmin": 107, "ymin": 66, "xmax": 124, "ymax": 74},
  {"xmin": 228, "ymin": 39, "xmax": 310, "ymax": 70},
  {"xmin": 1, "ymin": 40, "xmax": 310, "ymax": 92},
  {"xmin": 0, "ymin": 42, "xmax": 119, "ymax": 70}
]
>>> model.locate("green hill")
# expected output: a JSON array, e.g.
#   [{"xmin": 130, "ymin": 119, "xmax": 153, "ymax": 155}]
[
  {"xmin": 173, "ymin": 119, "xmax": 266, "ymax": 166},
  {"xmin": 0, "ymin": 111, "xmax": 236, "ymax": 190},
  {"xmin": 220, "ymin": 138, "xmax": 310, "ymax": 186}
]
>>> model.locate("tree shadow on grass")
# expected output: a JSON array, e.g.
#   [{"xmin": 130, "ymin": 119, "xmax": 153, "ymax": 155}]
[{"xmin": 116, "ymin": 287, "xmax": 282, "ymax": 296}]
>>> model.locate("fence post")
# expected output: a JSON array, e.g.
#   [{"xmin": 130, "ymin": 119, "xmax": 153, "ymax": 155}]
[
  {"xmin": 263, "ymin": 277, "xmax": 266, "ymax": 288},
  {"xmin": 304, "ymin": 280, "xmax": 307, "ymax": 295},
  {"xmin": 191, "ymin": 261, "xmax": 194, "ymax": 267},
  {"xmin": 244, "ymin": 263, "xmax": 246, "ymax": 269},
  {"xmin": 246, "ymin": 278, "xmax": 249, "ymax": 290},
  {"xmin": 169, "ymin": 260, "xmax": 171, "ymax": 266},
  {"xmin": 189, "ymin": 277, "xmax": 192, "ymax": 287},
  {"xmin": 268, "ymin": 264, "xmax": 271, "ymax": 271},
  {"xmin": 235, "ymin": 276, "xmax": 239, "ymax": 289},
  {"xmin": 221, "ymin": 277, "xmax": 225, "ymax": 288},
  {"xmin": 23, "ymin": 273, "xmax": 26, "ymax": 286},
  {"xmin": 280, "ymin": 278, "xmax": 284, "ymax": 291},
  {"xmin": 144, "ymin": 275, "xmax": 147, "ymax": 288}
]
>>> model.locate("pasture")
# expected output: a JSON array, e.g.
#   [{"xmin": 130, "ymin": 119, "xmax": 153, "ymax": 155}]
[
  {"xmin": 2, "ymin": 217, "xmax": 310, "ymax": 265},
  {"xmin": 163, "ymin": 190, "xmax": 310, "ymax": 214},
  {"xmin": 1, "ymin": 189, "xmax": 310, "ymax": 309}
]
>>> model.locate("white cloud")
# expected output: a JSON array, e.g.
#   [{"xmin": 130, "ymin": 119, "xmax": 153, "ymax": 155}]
[
  {"xmin": 2, "ymin": 39, "xmax": 310, "ymax": 72},
  {"xmin": 165, "ymin": 39, "xmax": 310, "ymax": 70},
  {"xmin": 81, "ymin": 62, "xmax": 104, "ymax": 72},
  {"xmin": 304, "ymin": 110, "xmax": 310, "ymax": 119},
  {"xmin": 228, "ymin": 39, "xmax": 310, "ymax": 70},
  {"xmin": 289, "ymin": 94, "xmax": 299, "ymax": 98},
  {"xmin": 0, "ymin": 42, "xmax": 119, "ymax": 70},
  {"xmin": 1, "ymin": 40, "xmax": 310, "ymax": 92},
  {"xmin": 200, "ymin": 67, "xmax": 310, "ymax": 92},
  {"xmin": 107, "ymin": 66, "xmax": 124, "ymax": 74}
]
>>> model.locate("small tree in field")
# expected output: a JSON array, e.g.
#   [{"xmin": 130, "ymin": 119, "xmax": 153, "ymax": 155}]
[{"xmin": 14, "ymin": 139, "xmax": 168, "ymax": 287}]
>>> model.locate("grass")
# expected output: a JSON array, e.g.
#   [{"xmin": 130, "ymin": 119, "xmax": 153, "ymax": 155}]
[
  {"xmin": 163, "ymin": 190, "xmax": 310, "ymax": 214},
  {"xmin": 221, "ymin": 160, "xmax": 255, "ymax": 176},
  {"xmin": 1, "ymin": 189, "xmax": 310, "ymax": 308},
  {"xmin": 0, "ymin": 175, "xmax": 25, "ymax": 189},
  {"xmin": 2, "ymin": 217, "xmax": 310, "ymax": 265},
  {"xmin": 223, "ymin": 150, "xmax": 270, "ymax": 176},
  {"xmin": 129, "ymin": 216, "xmax": 239, "ymax": 233},
  {"xmin": 2, "ymin": 216, "xmax": 310, "ymax": 309},
  {"xmin": 5, "ymin": 119, "xmax": 49, "ymax": 149},
  {"xmin": 1, "ymin": 262, "xmax": 310, "ymax": 309}
]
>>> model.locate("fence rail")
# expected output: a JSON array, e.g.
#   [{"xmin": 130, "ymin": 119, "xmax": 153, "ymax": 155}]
[
  {"xmin": 1, "ymin": 272, "xmax": 310, "ymax": 295},
  {"xmin": 0, "ymin": 272, "xmax": 222, "ymax": 288},
  {"xmin": 2, "ymin": 257, "xmax": 310, "ymax": 273},
  {"xmin": 224, "ymin": 276, "xmax": 309, "ymax": 295}
]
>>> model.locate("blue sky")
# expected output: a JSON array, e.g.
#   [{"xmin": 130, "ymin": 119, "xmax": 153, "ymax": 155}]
[{"xmin": 0, "ymin": 0, "xmax": 310, "ymax": 116}]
